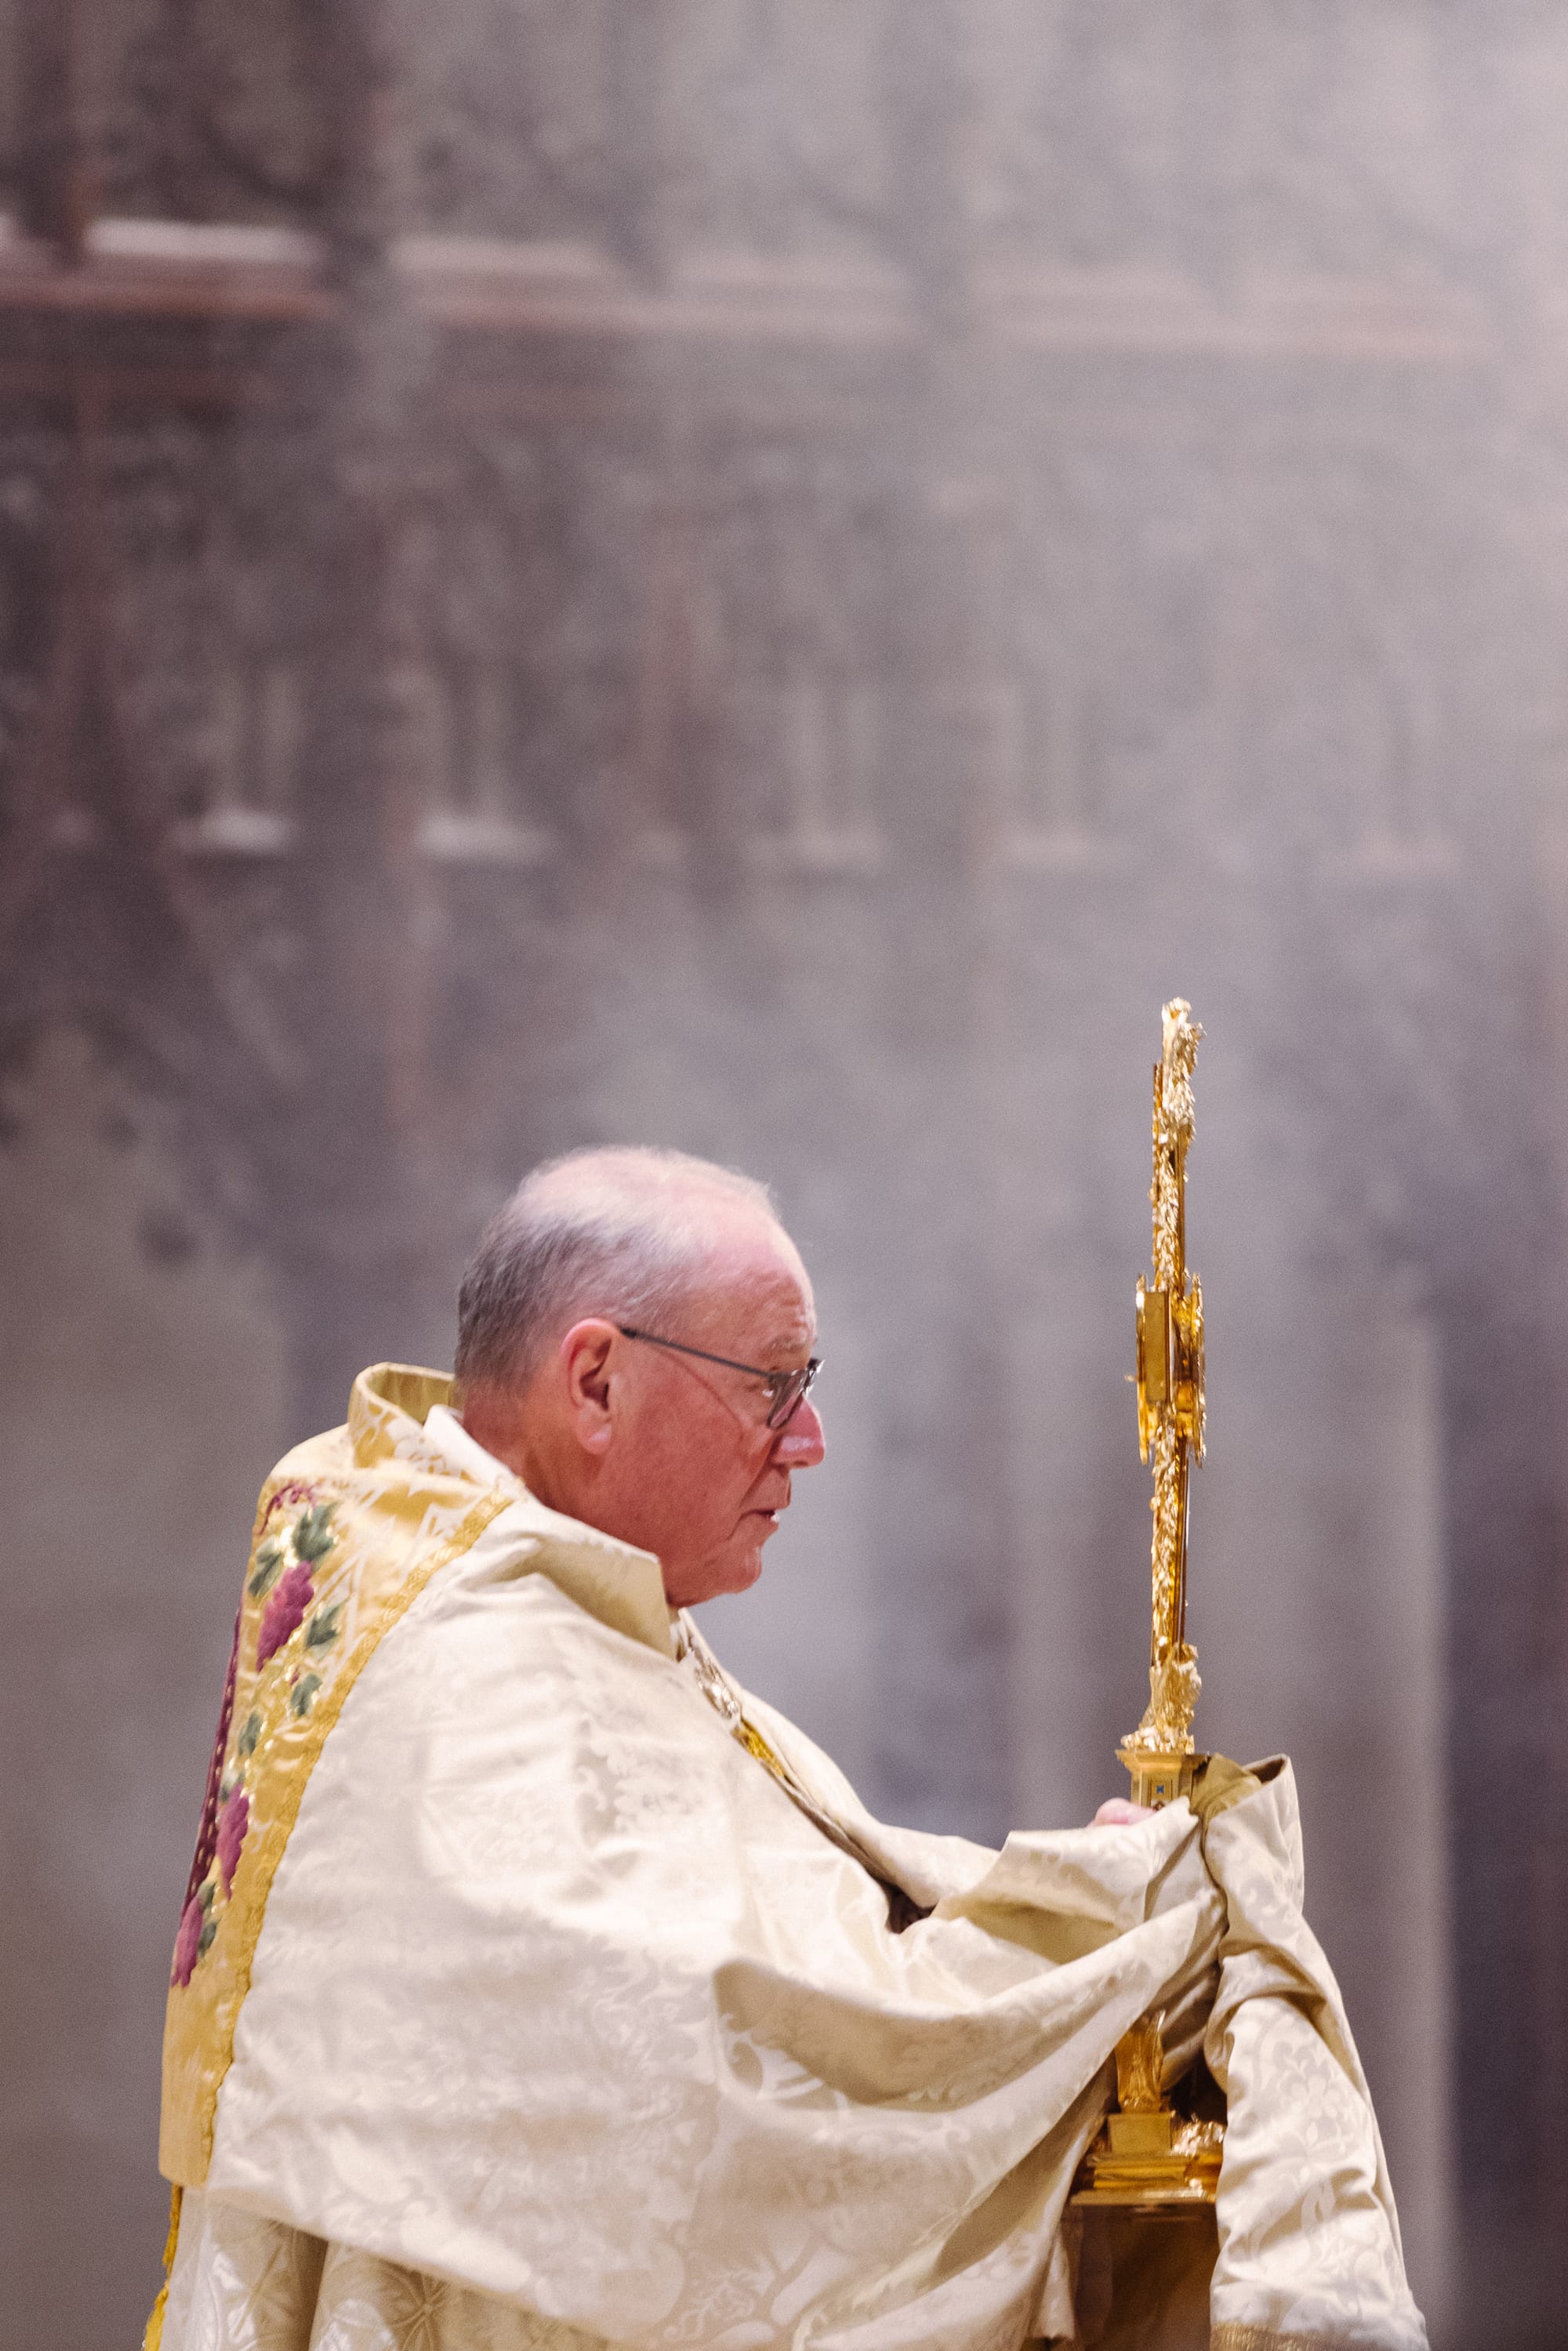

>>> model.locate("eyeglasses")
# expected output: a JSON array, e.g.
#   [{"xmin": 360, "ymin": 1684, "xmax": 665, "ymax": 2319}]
[{"xmin": 616, "ymin": 1325, "xmax": 822, "ymax": 1430}]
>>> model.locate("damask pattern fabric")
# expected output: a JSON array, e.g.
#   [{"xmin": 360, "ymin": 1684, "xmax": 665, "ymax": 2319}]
[
  {"xmin": 158, "ymin": 1370, "xmax": 1425, "ymax": 2351},
  {"xmin": 159, "ymin": 1369, "xmax": 518, "ymax": 2186}
]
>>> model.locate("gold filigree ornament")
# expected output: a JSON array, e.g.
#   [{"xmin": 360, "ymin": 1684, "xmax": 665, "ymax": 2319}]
[
  {"xmin": 1073, "ymin": 1003, "xmax": 1225, "ymax": 2215},
  {"xmin": 1071, "ymin": 2009, "xmax": 1225, "ymax": 2207},
  {"xmin": 1122, "ymin": 999, "xmax": 1207, "ymax": 1806}
]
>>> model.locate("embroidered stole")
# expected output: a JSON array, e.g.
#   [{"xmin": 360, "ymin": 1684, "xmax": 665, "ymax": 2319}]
[{"xmin": 158, "ymin": 1366, "xmax": 513, "ymax": 2188}]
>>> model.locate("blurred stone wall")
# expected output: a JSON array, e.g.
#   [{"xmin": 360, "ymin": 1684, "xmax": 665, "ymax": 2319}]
[{"xmin": 3, "ymin": 5, "xmax": 1567, "ymax": 2346}]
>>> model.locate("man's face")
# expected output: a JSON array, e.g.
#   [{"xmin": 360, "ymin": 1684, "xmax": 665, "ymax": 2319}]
[{"xmin": 593, "ymin": 1210, "xmax": 826, "ymax": 1608}]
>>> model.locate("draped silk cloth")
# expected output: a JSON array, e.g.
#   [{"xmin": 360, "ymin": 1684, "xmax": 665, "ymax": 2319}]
[{"xmin": 156, "ymin": 1367, "xmax": 1426, "ymax": 2351}]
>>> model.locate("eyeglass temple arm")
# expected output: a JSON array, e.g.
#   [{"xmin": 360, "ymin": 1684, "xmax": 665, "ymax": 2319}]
[
  {"xmin": 617, "ymin": 1326, "xmax": 770, "ymax": 1381},
  {"xmin": 619, "ymin": 1325, "xmax": 818, "ymax": 1396}
]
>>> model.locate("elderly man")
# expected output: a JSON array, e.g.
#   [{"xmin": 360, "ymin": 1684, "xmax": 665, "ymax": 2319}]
[{"xmin": 150, "ymin": 1147, "xmax": 1425, "ymax": 2351}]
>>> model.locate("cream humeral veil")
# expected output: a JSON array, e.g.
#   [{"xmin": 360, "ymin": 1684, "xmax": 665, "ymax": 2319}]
[{"xmin": 154, "ymin": 1365, "xmax": 1426, "ymax": 2351}]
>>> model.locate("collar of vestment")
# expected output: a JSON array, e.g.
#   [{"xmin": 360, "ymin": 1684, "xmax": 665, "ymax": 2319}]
[
  {"xmin": 379, "ymin": 1374, "xmax": 676, "ymax": 1657},
  {"xmin": 158, "ymin": 1361, "xmax": 671, "ymax": 2190},
  {"xmin": 416, "ymin": 1390, "xmax": 913, "ymax": 1905}
]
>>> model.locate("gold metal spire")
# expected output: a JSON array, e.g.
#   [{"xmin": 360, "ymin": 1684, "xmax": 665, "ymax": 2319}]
[
  {"xmin": 1120, "ymin": 999, "xmax": 1207, "ymax": 1808},
  {"xmin": 1070, "ymin": 999, "xmax": 1225, "ymax": 2219}
]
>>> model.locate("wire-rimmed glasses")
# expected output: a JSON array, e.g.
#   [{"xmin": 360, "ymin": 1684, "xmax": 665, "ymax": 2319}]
[{"xmin": 616, "ymin": 1325, "xmax": 822, "ymax": 1430}]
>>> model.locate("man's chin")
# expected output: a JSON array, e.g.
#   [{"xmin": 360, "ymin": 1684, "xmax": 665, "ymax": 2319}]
[
  {"xmin": 717, "ymin": 1544, "xmax": 767, "ymax": 1596},
  {"xmin": 676, "ymin": 1543, "xmax": 767, "ymax": 1608}
]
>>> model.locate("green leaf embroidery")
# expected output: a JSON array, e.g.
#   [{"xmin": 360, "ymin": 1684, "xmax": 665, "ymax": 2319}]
[
  {"xmin": 303, "ymin": 1602, "xmax": 345, "ymax": 1653},
  {"xmin": 197, "ymin": 1917, "xmax": 219, "ymax": 1960},
  {"xmin": 248, "ymin": 1540, "xmax": 285, "ymax": 1599},
  {"xmin": 237, "ymin": 1711, "xmax": 262, "ymax": 1758},
  {"xmin": 198, "ymin": 1879, "xmax": 216, "ymax": 1914},
  {"xmin": 289, "ymin": 1671, "xmax": 322, "ymax": 1718},
  {"xmin": 293, "ymin": 1504, "xmax": 337, "ymax": 1564}
]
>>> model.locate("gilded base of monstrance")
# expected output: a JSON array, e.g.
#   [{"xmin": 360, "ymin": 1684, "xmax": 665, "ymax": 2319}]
[{"xmin": 1115, "ymin": 1740, "xmax": 1207, "ymax": 1812}]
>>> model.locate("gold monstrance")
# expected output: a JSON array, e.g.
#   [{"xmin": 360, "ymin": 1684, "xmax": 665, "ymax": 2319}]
[
  {"xmin": 1073, "ymin": 1000, "xmax": 1223, "ymax": 2212},
  {"xmin": 1121, "ymin": 999, "xmax": 1207, "ymax": 1809}
]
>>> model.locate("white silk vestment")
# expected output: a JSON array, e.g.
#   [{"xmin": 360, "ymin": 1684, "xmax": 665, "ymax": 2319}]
[{"xmin": 154, "ymin": 1368, "xmax": 1426, "ymax": 2351}]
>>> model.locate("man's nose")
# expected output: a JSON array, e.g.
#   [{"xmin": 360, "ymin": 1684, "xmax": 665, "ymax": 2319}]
[{"xmin": 774, "ymin": 1397, "xmax": 826, "ymax": 1467}]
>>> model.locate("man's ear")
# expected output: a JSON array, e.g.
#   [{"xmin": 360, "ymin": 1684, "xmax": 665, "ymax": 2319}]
[{"xmin": 559, "ymin": 1319, "xmax": 619, "ymax": 1455}]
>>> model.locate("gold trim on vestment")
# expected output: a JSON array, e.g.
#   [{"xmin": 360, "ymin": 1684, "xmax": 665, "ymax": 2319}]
[
  {"xmin": 158, "ymin": 1366, "xmax": 515, "ymax": 2186},
  {"xmin": 1212, "ymin": 2327, "xmax": 1363, "ymax": 2350},
  {"xmin": 140, "ymin": 2183, "xmax": 183, "ymax": 2351},
  {"xmin": 673, "ymin": 1612, "xmax": 929, "ymax": 1924}
]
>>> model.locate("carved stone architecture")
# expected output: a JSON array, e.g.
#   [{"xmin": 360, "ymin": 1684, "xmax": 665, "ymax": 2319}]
[{"xmin": 2, "ymin": 6, "xmax": 1566, "ymax": 2346}]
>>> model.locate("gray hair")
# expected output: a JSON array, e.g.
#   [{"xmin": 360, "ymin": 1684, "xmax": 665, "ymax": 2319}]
[{"xmin": 454, "ymin": 1145, "xmax": 780, "ymax": 1396}]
